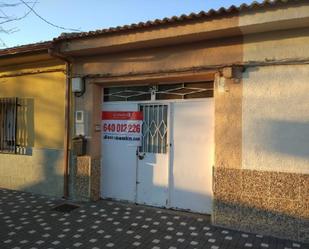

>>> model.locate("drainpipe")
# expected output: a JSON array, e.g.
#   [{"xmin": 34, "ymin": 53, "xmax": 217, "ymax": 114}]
[{"xmin": 48, "ymin": 48, "xmax": 72, "ymax": 199}]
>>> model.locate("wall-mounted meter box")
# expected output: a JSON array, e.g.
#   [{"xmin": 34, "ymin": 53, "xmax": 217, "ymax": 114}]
[
  {"xmin": 72, "ymin": 77, "xmax": 83, "ymax": 93},
  {"xmin": 75, "ymin": 110, "xmax": 84, "ymax": 123},
  {"xmin": 75, "ymin": 110, "xmax": 88, "ymax": 136}
]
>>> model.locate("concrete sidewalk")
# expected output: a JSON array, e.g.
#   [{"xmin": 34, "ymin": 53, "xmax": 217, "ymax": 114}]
[{"xmin": 0, "ymin": 188, "xmax": 307, "ymax": 249}]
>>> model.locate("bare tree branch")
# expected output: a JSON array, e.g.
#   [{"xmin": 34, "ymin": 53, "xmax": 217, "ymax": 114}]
[
  {"xmin": 0, "ymin": 1, "xmax": 80, "ymax": 48},
  {"xmin": 0, "ymin": 1, "xmax": 37, "ymax": 47},
  {"xmin": 0, "ymin": 26, "xmax": 18, "ymax": 34},
  {"xmin": 19, "ymin": 0, "xmax": 80, "ymax": 32},
  {"xmin": 0, "ymin": 1, "xmax": 37, "ymax": 25},
  {"xmin": 0, "ymin": 37, "xmax": 7, "ymax": 47},
  {"xmin": 0, "ymin": 8, "xmax": 9, "ymax": 18},
  {"xmin": 0, "ymin": 2, "xmax": 36, "ymax": 8}
]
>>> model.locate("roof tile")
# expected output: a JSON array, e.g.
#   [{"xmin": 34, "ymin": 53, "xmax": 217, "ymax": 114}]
[{"xmin": 54, "ymin": 0, "xmax": 301, "ymax": 42}]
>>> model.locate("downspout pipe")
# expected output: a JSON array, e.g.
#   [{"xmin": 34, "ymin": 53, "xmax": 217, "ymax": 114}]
[{"xmin": 48, "ymin": 47, "xmax": 72, "ymax": 199}]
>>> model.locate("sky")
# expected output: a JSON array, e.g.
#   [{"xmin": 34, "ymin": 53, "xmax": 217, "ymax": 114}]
[{"xmin": 0, "ymin": 0, "xmax": 262, "ymax": 48}]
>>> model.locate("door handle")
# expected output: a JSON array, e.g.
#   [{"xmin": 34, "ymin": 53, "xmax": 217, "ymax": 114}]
[{"xmin": 138, "ymin": 152, "xmax": 145, "ymax": 160}]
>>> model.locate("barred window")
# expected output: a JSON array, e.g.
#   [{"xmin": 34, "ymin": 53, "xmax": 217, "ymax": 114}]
[
  {"xmin": 104, "ymin": 82, "xmax": 214, "ymax": 102},
  {"xmin": 0, "ymin": 98, "xmax": 18, "ymax": 154},
  {"xmin": 139, "ymin": 104, "xmax": 168, "ymax": 154}
]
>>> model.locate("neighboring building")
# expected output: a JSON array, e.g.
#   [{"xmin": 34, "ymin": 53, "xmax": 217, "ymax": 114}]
[
  {"xmin": 0, "ymin": 42, "xmax": 67, "ymax": 197},
  {"xmin": 0, "ymin": 0, "xmax": 308, "ymax": 243}
]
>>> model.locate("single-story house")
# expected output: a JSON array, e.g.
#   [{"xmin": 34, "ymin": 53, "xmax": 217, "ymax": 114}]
[{"xmin": 0, "ymin": 0, "xmax": 308, "ymax": 243}]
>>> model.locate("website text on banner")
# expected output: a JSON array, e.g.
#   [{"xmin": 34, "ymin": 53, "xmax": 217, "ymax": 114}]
[{"xmin": 102, "ymin": 111, "xmax": 143, "ymax": 145}]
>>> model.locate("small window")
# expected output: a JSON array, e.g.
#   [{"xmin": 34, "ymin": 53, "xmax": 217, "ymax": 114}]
[
  {"xmin": 139, "ymin": 104, "xmax": 168, "ymax": 154},
  {"xmin": 156, "ymin": 82, "xmax": 213, "ymax": 100},
  {"xmin": 103, "ymin": 81, "xmax": 213, "ymax": 102},
  {"xmin": 0, "ymin": 98, "xmax": 18, "ymax": 154},
  {"xmin": 104, "ymin": 86, "xmax": 151, "ymax": 102}
]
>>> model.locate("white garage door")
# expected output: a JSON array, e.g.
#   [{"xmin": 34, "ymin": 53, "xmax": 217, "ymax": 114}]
[{"xmin": 101, "ymin": 82, "xmax": 214, "ymax": 214}]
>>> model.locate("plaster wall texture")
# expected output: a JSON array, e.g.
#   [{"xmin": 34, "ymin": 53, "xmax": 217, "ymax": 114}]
[
  {"xmin": 73, "ymin": 37, "xmax": 242, "ymax": 76},
  {"xmin": 239, "ymin": 2, "xmax": 309, "ymax": 31},
  {"xmin": 74, "ymin": 83, "xmax": 101, "ymax": 158},
  {"xmin": 214, "ymin": 77, "xmax": 242, "ymax": 169},
  {"xmin": 73, "ymin": 83, "xmax": 101, "ymax": 201},
  {"xmin": 0, "ymin": 148, "xmax": 64, "ymax": 197},
  {"xmin": 213, "ymin": 26, "xmax": 309, "ymax": 242},
  {"xmin": 242, "ymin": 65, "xmax": 309, "ymax": 174},
  {"xmin": 243, "ymin": 28, "xmax": 309, "ymax": 62}
]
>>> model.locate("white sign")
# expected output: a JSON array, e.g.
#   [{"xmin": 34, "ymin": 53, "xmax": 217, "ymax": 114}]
[{"xmin": 102, "ymin": 111, "xmax": 143, "ymax": 145}]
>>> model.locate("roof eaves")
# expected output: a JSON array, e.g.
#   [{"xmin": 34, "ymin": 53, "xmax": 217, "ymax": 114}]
[
  {"xmin": 0, "ymin": 41, "xmax": 52, "ymax": 57},
  {"xmin": 53, "ymin": 0, "xmax": 299, "ymax": 42}
]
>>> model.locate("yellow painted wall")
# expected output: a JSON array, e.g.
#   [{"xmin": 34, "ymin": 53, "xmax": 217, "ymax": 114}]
[
  {"xmin": 0, "ymin": 58, "xmax": 66, "ymax": 196},
  {"xmin": 0, "ymin": 63, "xmax": 66, "ymax": 149}
]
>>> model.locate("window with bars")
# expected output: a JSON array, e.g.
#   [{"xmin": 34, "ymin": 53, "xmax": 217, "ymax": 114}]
[
  {"xmin": 0, "ymin": 98, "xmax": 18, "ymax": 154},
  {"xmin": 139, "ymin": 104, "xmax": 168, "ymax": 154},
  {"xmin": 104, "ymin": 81, "xmax": 213, "ymax": 102}
]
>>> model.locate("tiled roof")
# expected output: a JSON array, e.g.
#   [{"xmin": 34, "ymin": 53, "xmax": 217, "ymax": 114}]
[
  {"xmin": 0, "ymin": 0, "xmax": 302, "ymax": 56},
  {"xmin": 54, "ymin": 0, "xmax": 299, "ymax": 41},
  {"xmin": 0, "ymin": 41, "xmax": 51, "ymax": 57}
]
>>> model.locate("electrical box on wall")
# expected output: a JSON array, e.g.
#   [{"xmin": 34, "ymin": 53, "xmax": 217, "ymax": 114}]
[
  {"xmin": 72, "ymin": 77, "xmax": 83, "ymax": 93},
  {"xmin": 75, "ymin": 110, "xmax": 88, "ymax": 136}
]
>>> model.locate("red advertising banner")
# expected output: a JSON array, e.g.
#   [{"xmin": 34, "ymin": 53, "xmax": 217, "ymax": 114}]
[
  {"xmin": 102, "ymin": 111, "xmax": 143, "ymax": 121},
  {"xmin": 102, "ymin": 111, "xmax": 143, "ymax": 145}
]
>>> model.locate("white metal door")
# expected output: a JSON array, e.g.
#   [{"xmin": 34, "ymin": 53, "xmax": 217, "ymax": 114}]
[
  {"xmin": 136, "ymin": 104, "xmax": 170, "ymax": 207},
  {"xmin": 170, "ymin": 100, "xmax": 214, "ymax": 214},
  {"xmin": 101, "ymin": 102, "xmax": 139, "ymax": 202},
  {"xmin": 101, "ymin": 100, "xmax": 214, "ymax": 213}
]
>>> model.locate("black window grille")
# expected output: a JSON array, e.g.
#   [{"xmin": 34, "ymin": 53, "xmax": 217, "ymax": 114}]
[{"xmin": 0, "ymin": 98, "xmax": 18, "ymax": 154}]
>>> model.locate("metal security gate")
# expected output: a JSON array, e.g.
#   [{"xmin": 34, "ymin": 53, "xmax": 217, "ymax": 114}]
[
  {"xmin": 136, "ymin": 104, "xmax": 170, "ymax": 207},
  {"xmin": 170, "ymin": 100, "xmax": 214, "ymax": 213},
  {"xmin": 101, "ymin": 102, "xmax": 139, "ymax": 202},
  {"xmin": 101, "ymin": 81, "xmax": 214, "ymax": 214}
]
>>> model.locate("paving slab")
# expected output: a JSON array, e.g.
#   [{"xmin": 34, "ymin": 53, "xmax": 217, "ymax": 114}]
[{"xmin": 0, "ymin": 188, "xmax": 308, "ymax": 249}]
